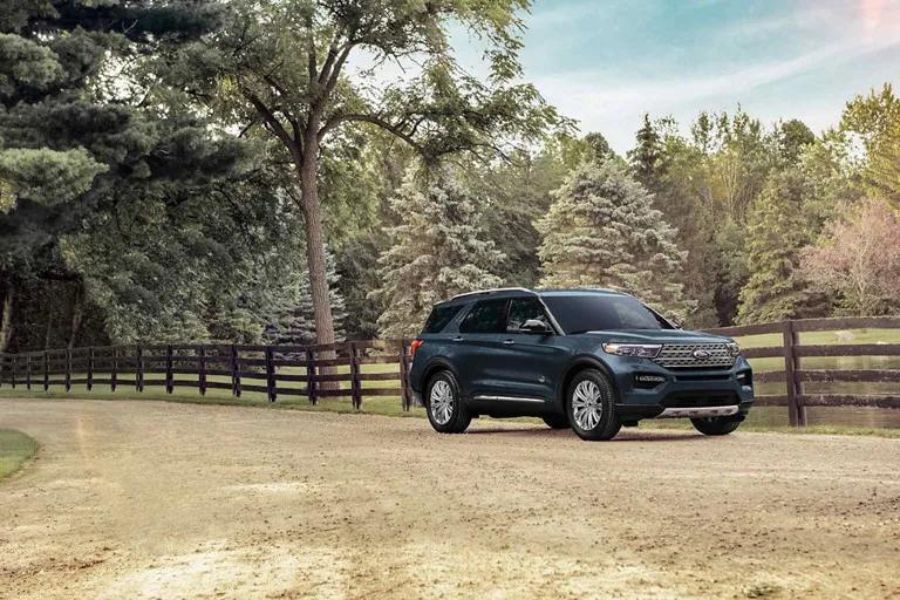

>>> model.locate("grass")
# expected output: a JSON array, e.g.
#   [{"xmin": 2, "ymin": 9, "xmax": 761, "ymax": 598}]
[
  {"xmin": 0, "ymin": 429, "xmax": 38, "ymax": 480},
  {"xmin": 1, "ymin": 327, "xmax": 897, "ymax": 437}
]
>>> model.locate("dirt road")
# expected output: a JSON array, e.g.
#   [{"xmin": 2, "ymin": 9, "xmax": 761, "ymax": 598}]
[{"xmin": 1, "ymin": 399, "xmax": 898, "ymax": 599}]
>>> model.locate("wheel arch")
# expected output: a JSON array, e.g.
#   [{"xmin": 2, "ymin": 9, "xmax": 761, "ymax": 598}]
[
  {"xmin": 420, "ymin": 358, "xmax": 461, "ymax": 396},
  {"xmin": 555, "ymin": 356, "xmax": 618, "ymax": 412}
]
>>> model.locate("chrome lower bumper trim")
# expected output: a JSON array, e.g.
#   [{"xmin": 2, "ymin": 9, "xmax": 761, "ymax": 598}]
[{"xmin": 657, "ymin": 405, "xmax": 739, "ymax": 419}]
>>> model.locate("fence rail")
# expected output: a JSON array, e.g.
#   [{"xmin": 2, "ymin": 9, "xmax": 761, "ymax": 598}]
[
  {"xmin": 705, "ymin": 316, "xmax": 900, "ymax": 426},
  {"xmin": 1, "ymin": 316, "xmax": 898, "ymax": 426},
  {"xmin": 0, "ymin": 340, "xmax": 414, "ymax": 411}
]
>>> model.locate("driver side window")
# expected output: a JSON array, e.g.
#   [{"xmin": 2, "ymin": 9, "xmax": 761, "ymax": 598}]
[{"xmin": 506, "ymin": 297, "xmax": 550, "ymax": 333}]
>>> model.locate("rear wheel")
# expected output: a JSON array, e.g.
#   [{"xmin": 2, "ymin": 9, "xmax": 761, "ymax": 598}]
[
  {"xmin": 691, "ymin": 416, "xmax": 741, "ymax": 436},
  {"xmin": 425, "ymin": 371, "xmax": 471, "ymax": 434},
  {"xmin": 541, "ymin": 413, "xmax": 570, "ymax": 429},
  {"xmin": 567, "ymin": 369, "xmax": 621, "ymax": 441}
]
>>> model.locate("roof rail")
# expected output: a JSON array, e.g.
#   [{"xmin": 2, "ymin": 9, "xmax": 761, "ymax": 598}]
[{"xmin": 450, "ymin": 287, "xmax": 535, "ymax": 300}]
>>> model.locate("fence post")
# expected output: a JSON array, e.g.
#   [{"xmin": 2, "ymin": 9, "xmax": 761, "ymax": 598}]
[
  {"xmin": 781, "ymin": 320, "xmax": 803, "ymax": 427},
  {"xmin": 306, "ymin": 347, "xmax": 317, "ymax": 405},
  {"xmin": 43, "ymin": 350, "xmax": 49, "ymax": 391},
  {"xmin": 111, "ymin": 347, "xmax": 118, "ymax": 392},
  {"xmin": 198, "ymin": 345, "xmax": 207, "ymax": 396},
  {"xmin": 136, "ymin": 345, "xmax": 144, "ymax": 392},
  {"xmin": 399, "ymin": 339, "xmax": 411, "ymax": 411},
  {"xmin": 230, "ymin": 344, "xmax": 241, "ymax": 398},
  {"xmin": 264, "ymin": 346, "xmax": 276, "ymax": 402},
  {"xmin": 348, "ymin": 342, "xmax": 361, "ymax": 409},
  {"xmin": 63, "ymin": 349, "xmax": 71, "ymax": 392},
  {"xmin": 25, "ymin": 354, "xmax": 31, "ymax": 391},
  {"xmin": 87, "ymin": 346, "xmax": 94, "ymax": 391},
  {"xmin": 165, "ymin": 344, "xmax": 174, "ymax": 394}
]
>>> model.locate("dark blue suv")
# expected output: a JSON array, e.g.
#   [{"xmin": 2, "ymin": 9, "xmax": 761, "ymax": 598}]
[{"xmin": 408, "ymin": 288, "xmax": 754, "ymax": 441}]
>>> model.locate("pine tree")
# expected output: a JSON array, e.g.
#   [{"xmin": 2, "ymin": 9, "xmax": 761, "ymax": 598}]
[
  {"xmin": 737, "ymin": 171, "xmax": 828, "ymax": 323},
  {"xmin": 373, "ymin": 165, "xmax": 504, "ymax": 339},
  {"xmin": 264, "ymin": 250, "xmax": 347, "ymax": 345},
  {"xmin": 627, "ymin": 114, "xmax": 662, "ymax": 188},
  {"xmin": 537, "ymin": 160, "xmax": 693, "ymax": 320}
]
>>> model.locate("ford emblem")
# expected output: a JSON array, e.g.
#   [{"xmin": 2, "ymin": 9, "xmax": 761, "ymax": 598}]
[{"xmin": 692, "ymin": 348, "xmax": 710, "ymax": 360}]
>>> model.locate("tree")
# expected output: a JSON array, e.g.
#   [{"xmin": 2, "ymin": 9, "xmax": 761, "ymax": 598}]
[
  {"xmin": 841, "ymin": 84, "xmax": 900, "ymax": 209},
  {"xmin": 800, "ymin": 199, "xmax": 900, "ymax": 316},
  {"xmin": 537, "ymin": 160, "xmax": 692, "ymax": 320},
  {"xmin": 737, "ymin": 171, "xmax": 828, "ymax": 324},
  {"xmin": 165, "ymin": 0, "xmax": 560, "ymax": 347},
  {"xmin": 265, "ymin": 248, "xmax": 347, "ymax": 345},
  {"xmin": 0, "ymin": 0, "xmax": 268, "ymax": 350},
  {"xmin": 373, "ymin": 165, "xmax": 504, "ymax": 338},
  {"xmin": 628, "ymin": 113, "xmax": 662, "ymax": 187}
]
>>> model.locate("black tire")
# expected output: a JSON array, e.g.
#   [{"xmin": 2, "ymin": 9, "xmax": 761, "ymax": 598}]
[
  {"xmin": 691, "ymin": 416, "xmax": 741, "ymax": 436},
  {"xmin": 425, "ymin": 370, "xmax": 472, "ymax": 434},
  {"xmin": 542, "ymin": 413, "xmax": 570, "ymax": 429},
  {"xmin": 567, "ymin": 369, "xmax": 621, "ymax": 441}
]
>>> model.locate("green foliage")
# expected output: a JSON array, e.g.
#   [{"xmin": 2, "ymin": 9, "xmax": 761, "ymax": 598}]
[
  {"xmin": 737, "ymin": 170, "xmax": 828, "ymax": 324},
  {"xmin": 537, "ymin": 159, "xmax": 692, "ymax": 320},
  {"xmin": 0, "ymin": 147, "xmax": 107, "ymax": 206},
  {"xmin": 373, "ymin": 164, "xmax": 504, "ymax": 338}
]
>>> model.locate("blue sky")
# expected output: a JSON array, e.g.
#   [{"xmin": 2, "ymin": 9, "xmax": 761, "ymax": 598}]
[{"xmin": 513, "ymin": 0, "xmax": 900, "ymax": 152}]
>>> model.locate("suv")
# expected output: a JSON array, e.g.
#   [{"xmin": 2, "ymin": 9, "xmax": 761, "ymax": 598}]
[{"xmin": 408, "ymin": 288, "xmax": 754, "ymax": 441}]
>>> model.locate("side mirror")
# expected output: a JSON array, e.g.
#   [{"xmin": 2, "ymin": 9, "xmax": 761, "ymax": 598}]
[{"xmin": 522, "ymin": 319, "xmax": 552, "ymax": 334}]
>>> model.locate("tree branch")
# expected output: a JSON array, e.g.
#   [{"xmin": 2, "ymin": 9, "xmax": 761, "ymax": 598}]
[
  {"xmin": 240, "ymin": 87, "xmax": 301, "ymax": 156},
  {"xmin": 319, "ymin": 113, "xmax": 425, "ymax": 154}
]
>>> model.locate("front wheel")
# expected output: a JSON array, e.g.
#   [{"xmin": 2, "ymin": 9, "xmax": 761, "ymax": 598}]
[
  {"xmin": 567, "ymin": 369, "xmax": 621, "ymax": 441},
  {"xmin": 691, "ymin": 416, "xmax": 741, "ymax": 436},
  {"xmin": 425, "ymin": 371, "xmax": 471, "ymax": 434}
]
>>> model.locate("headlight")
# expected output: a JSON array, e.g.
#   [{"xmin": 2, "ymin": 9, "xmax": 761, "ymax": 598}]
[
  {"xmin": 726, "ymin": 342, "xmax": 741, "ymax": 356},
  {"xmin": 602, "ymin": 342, "xmax": 662, "ymax": 358}
]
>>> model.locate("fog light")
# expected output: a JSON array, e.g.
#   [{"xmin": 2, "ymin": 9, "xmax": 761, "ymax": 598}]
[{"xmin": 634, "ymin": 373, "xmax": 666, "ymax": 389}]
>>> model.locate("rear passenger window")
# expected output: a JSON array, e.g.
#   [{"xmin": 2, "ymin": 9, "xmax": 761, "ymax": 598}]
[
  {"xmin": 422, "ymin": 304, "xmax": 463, "ymax": 333},
  {"xmin": 459, "ymin": 299, "xmax": 507, "ymax": 334}
]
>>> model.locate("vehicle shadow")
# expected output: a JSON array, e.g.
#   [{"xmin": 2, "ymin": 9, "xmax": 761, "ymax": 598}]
[{"xmin": 464, "ymin": 427, "xmax": 706, "ymax": 442}]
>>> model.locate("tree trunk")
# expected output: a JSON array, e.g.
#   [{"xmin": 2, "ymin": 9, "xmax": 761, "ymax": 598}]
[
  {"xmin": 68, "ymin": 284, "xmax": 84, "ymax": 350},
  {"xmin": 296, "ymin": 132, "xmax": 336, "ymax": 347},
  {"xmin": 0, "ymin": 280, "xmax": 13, "ymax": 353}
]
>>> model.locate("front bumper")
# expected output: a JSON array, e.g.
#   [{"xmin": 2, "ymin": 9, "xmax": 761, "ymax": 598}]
[{"xmin": 607, "ymin": 354, "xmax": 754, "ymax": 420}]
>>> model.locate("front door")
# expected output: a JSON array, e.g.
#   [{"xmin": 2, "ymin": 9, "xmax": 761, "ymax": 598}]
[{"xmin": 494, "ymin": 296, "xmax": 569, "ymax": 402}]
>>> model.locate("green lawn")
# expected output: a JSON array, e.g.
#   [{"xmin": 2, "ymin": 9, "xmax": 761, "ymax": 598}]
[{"xmin": 0, "ymin": 429, "xmax": 38, "ymax": 480}]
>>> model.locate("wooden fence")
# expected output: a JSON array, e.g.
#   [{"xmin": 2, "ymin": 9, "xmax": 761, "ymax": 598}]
[
  {"xmin": 0, "ymin": 316, "xmax": 898, "ymax": 426},
  {"xmin": 0, "ymin": 340, "xmax": 414, "ymax": 410},
  {"xmin": 705, "ymin": 316, "xmax": 900, "ymax": 426}
]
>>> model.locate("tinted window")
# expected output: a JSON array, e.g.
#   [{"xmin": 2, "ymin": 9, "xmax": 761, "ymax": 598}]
[
  {"xmin": 422, "ymin": 304, "xmax": 463, "ymax": 333},
  {"xmin": 459, "ymin": 299, "xmax": 508, "ymax": 334},
  {"xmin": 542, "ymin": 295, "xmax": 671, "ymax": 333},
  {"xmin": 506, "ymin": 297, "xmax": 550, "ymax": 333}
]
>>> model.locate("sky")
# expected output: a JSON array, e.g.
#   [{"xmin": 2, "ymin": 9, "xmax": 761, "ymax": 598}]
[{"xmin": 508, "ymin": 0, "xmax": 900, "ymax": 153}]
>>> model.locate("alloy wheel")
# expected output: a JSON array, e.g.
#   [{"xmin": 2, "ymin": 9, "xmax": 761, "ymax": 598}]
[
  {"xmin": 572, "ymin": 380, "xmax": 603, "ymax": 430},
  {"xmin": 429, "ymin": 380, "xmax": 454, "ymax": 425}
]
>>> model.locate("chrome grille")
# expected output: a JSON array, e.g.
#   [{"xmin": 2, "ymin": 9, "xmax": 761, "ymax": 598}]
[{"xmin": 654, "ymin": 343, "xmax": 735, "ymax": 369}]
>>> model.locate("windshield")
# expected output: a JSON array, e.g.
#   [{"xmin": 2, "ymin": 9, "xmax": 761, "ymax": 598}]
[{"xmin": 542, "ymin": 294, "xmax": 672, "ymax": 333}]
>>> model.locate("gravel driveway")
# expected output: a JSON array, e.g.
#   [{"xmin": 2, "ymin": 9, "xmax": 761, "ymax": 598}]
[{"xmin": 1, "ymin": 399, "xmax": 898, "ymax": 599}]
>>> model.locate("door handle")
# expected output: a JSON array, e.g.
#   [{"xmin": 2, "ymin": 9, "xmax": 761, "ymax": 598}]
[{"xmin": 502, "ymin": 339, "xmax": 514, "ymax": 345}]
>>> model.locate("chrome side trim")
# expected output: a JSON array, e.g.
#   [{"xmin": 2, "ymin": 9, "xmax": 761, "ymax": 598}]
[
  {"xmin": 473, "ymin": 395, "xmax": 546, "ymax": 403},
  {"xmin": 657, "ymin": 405, "xmax": 739, "ymax": 419}
]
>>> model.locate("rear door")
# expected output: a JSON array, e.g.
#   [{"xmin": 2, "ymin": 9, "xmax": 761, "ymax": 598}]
[{"xmin": 453, "ymin": 298, "xmax": 509, "ymax": 399}]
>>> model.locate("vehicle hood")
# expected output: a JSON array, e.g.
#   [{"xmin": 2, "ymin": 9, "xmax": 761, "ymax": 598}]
[{"xmin": 580, "ymin": 329, "xmax": 730, "ymax": 344}]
